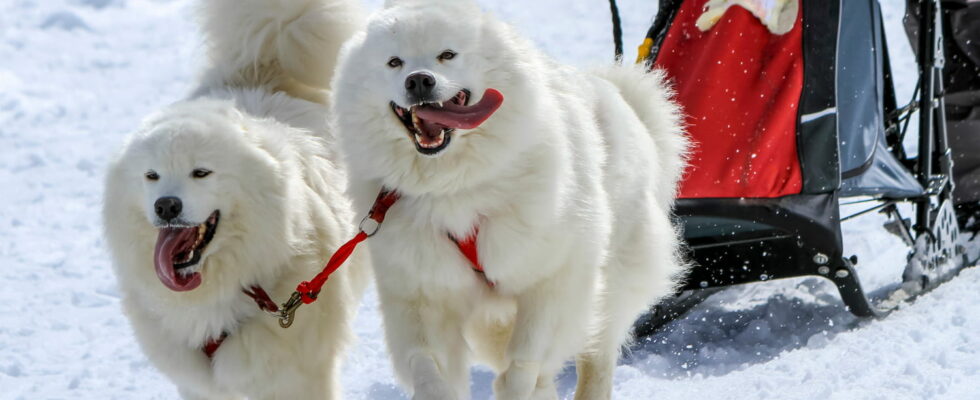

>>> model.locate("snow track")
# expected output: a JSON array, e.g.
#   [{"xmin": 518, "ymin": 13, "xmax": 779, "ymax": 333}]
[{"xmin": 0, "ymin": 0, "xmax": 976, "ymax": 399}]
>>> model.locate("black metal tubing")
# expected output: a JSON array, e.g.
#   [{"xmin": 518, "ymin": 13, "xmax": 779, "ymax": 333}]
[
  {"xmin": 608, "ymin": 0, "xmax": 624, "ymax": 61},
  {"xmin": 915, "ymin": 0, "xmax": 954, "ymax": 228},
  {"xmin": 915, "ymin": 0, "xmax": 936, "ymax": 230},
  {"xmin": 841, "ymin": 200, "xmax": 898, "ymax": 222}
]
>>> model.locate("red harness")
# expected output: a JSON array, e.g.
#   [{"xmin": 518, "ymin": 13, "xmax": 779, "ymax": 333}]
[
  {"xmin": 204, "ymin": 188, "xmax": 488, "ymax": 355},
  {"xmin": 201, "ymin": 285, "xmax": 280, "ymax": 358},
  {"xmin": 294, "ymin": 188, "xmax": 489, "ymax": 305},
  {"xmin": 449, "ymin": 229, "xmax": 492, "ymax": 287}
]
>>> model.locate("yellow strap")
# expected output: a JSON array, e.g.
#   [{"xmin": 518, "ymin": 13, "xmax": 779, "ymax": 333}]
[{"xmin": 636, "ymin": 38, "xmax": 654, "ymax": 64}]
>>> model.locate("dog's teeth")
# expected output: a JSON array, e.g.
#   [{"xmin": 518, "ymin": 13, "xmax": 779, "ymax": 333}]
[
  {"xmin": 437, "ymin": 101, "xmax": 443, "ymax": 107},
  {"xmin": 411, "ymin": 110, "xmax": 421, "ymax": 130},
  {"xmin": 415, "ymin": 131, "xmax": 446, "ymax": 149},
  {"xmin": 186, "ymin": 249, "xmax": 194, "ymax": 262}
]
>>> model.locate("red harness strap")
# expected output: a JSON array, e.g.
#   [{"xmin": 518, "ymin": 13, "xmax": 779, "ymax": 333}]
[
  {"xmin": 295, "ymin": 190, "xmax": 401, "ymax": 304},
  {"xmin": 201, "ymin": 285, "xmax": 280, "ymax": 358},
  {"xmin": 450, "ymin": 232, "xmax": 483, "ymax": 272},
  {"xmin": 202, "ymin": 334, "xmax": 227, "ymax": 359},
  {"xmin": 242, "ymin": 285, "xmax": 279, "ymax": 313},
  {"xmin": 205, "ymin": 188, "xmax": 491, "ymax": 354},
  {"xmin": 449, "ymin": 229, "xmax": 493, "ymax": 287},
  {"xmin": 294, "ymin": 188, "xmax": 492, "ymax": 306}
]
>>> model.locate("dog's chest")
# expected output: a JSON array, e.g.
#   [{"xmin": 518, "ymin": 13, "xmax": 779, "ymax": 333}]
[
  {"xmin": 370, "ymin": 198, "xmax": 490, "ymax": 293},
  {"xmin": 148, "ymin": 294, "xmax": 259, "ymax": 348}
]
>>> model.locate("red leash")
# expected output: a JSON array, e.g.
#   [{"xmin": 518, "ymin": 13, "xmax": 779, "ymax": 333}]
[
  {"xmin": 203, "ymin": 188, "xmax": 485, "ymax": 355},
  {"xmin": 295, "ymin": 190, "xmax": 400, "ymax": 303},
  {"xmin": 274, "ymin": 188, "xmax": 488, "ymax": 329},
  {"xmin": 271, "ymin": 190, "xmax": 401, "ymax": 328}
]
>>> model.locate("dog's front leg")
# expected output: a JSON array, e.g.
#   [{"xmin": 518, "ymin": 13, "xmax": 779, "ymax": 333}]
[
  {"xmin": 378, "ymin": 291, "xmax": 470, "ymax": 400},
  {"xmin": 409, "ymin": 353, "xmax": 460, "ymax": 400},
  {"xmin": 494, "ymin": 265, "xmax": 596, "ymax": 400}
]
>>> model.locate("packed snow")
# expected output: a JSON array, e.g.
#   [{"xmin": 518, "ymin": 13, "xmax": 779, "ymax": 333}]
[{"xmin": 1, "ymin": 0, "xmax": 977, "ymax": 399}]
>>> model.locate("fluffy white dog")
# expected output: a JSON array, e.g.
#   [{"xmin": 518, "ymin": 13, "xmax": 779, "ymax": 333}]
[
  {"xmin": 330, "ymin": 0, "xmax": 689, "ymax": 399},
  {"xmin": 102, "ymin": 0, "xmax": 366, "ymax": 398}
]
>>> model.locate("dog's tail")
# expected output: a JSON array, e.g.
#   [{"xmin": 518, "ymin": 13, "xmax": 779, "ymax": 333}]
[
  {"xmin": 199, "ymin": 0, "xmax": 362, "ymax": 100},
  {"xmin": 594, "ymin": 65, "xmax": 689, "ymax": 206}
]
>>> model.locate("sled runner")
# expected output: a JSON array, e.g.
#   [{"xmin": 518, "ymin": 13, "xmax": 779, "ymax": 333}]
[{"xmin": 621, "ymin": 0, "xmax": 980, "ymax": 333}]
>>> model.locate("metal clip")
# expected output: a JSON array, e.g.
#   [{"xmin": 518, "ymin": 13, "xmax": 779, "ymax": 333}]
[
  {"xmin": 358, "ymin": 214, "xmax": 381, "ymax": 237},
  {"xmin": 277, "ymin": 292, "xmax": 303, "ymax": 329}
]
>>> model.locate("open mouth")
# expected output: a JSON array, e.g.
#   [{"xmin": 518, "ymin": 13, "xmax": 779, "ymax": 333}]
[
  {"xmin": 390, "ymin": 88, "xmax": 505, "ymax": 156},
  {"xmin": 152, "ymin": 211, "xmax": 219, "ymax": 292},
  {"xmin": 391, "ymin": 90, "xmax": 469, "ymax": 155}
]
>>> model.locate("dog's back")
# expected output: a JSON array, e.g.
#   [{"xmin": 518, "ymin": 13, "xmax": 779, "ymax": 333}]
[
  {"xmin": 196, "ymin": 0, "xmax": 364, "ymax": 154},
  {"xmin": 196, "ymin": 0, "xmax": 363, "ymax": 104}
]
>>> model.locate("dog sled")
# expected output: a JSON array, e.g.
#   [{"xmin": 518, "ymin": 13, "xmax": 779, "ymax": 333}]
[{"xmin": 616, "ymin": 0, "xmax": 980, "ymax": 334}]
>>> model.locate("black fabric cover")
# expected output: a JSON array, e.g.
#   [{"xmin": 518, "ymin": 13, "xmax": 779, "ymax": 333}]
[
  {"xmin": 944, "ymin": 2, "xmax": 980, "ymax": 203},
  {"xmin": 797, "ymin": 0, "xmax": 842, "ymax": 193}
]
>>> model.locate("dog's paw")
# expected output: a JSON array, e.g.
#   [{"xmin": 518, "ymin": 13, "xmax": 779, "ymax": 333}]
[{"xmin": 493, "ymin": 360, "xmax": 540, "ymax": 400}]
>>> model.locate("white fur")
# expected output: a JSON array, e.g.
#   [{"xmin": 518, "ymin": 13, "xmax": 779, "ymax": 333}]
[
  {"xmin": 330, "ymin": 1, "xmax": 690, "ymax": 399},
  {"xmin": 103, "ymin": 1, "xmax": 365, "ymax": 399}
]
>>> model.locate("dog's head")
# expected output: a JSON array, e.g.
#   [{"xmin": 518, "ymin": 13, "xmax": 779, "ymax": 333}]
[
  {"xmin": 332, "ymin": 0, "xmax": 546, "ymax": 195},
  {"xmin": 104, "ymin": 100, "xmax": 294, "ymax": 296}
]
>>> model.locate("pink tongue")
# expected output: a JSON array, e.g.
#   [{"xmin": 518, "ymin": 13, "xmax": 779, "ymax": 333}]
[
  {"xmin": 153, "ymin": 227, "xmax": 202, "ymax": 292},
  {"xmin": 415, "ymin": 88, "xmax": 504, "ymax": 130},
  {"xmin": 418, "ymin": 118, "xmax": 446, "ymax": 142}
]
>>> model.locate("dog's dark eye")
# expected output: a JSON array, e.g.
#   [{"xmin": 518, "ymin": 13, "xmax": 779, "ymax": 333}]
[
  {"xmin": 192, "ymin": 168, "xmax": 212, "ymax": 179},
  {"xmin": 437, "ymin": 50, "xmax": 457, "ymax": 61},
  {"xmin": 145, "ymin": 171, "xmax": 159, "ymax": 181},
  {"xmin": 387, "ymin": 57, "xmax": 403, "ymax": 68}
]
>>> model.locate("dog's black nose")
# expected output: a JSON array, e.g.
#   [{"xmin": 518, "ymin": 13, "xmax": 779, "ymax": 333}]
[
  {"xmin": 405, "ymin": 72, "xmax": 436, "ymax": 101},
  {"xmin": 154, "ymin": 197, "xmax": 182, "ymax": 221}
]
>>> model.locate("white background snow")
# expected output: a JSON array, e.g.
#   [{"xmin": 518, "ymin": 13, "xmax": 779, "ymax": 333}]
[{"xmin": 1, "ymin": 0, "xmax": 978, "ymax": 399}]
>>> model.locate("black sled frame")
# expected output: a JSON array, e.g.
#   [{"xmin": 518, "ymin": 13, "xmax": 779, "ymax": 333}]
[{"xmin": 623, "ymin": 0, "xmax": 976, "ymax": 335}]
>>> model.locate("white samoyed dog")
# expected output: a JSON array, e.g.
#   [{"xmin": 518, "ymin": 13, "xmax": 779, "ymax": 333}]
[
  {"xmin": 330, "ymin": 0, "xmax": 689, "ymax": 399},
  {"xmin": 102, "ymin": 0, "xmax": 366, "ymax": 398}
]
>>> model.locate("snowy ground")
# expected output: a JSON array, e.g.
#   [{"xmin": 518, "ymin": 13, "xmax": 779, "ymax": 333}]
[{"xmin": 1, "ymin": 0, "xmax": 978, "ymax": 399}]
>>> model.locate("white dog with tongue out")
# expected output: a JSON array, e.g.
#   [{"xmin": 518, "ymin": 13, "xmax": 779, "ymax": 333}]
[
  {"xmin": 102, "ymin": 0, "xmax": 367, "ymax": 399},
  {"xmin": 331, "ymin": 0, "xmax": 689, "ymax": 399}
]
